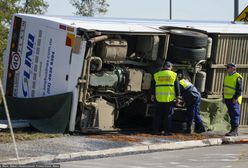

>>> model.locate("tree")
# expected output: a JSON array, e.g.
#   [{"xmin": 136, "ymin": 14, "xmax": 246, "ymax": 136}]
[
  {"xmin": 20, "ymin": 0, "xmax": 49, "ymax": 14},
  {"xmin": 70, "ymin": 0, "xmax": 109, "ymax": 16},
  {"xmin": 0, "ymin": 0, "xmax": 48, "ymax": 61},
  {"xmin": 0, "ymin": 0, "xmax": 18, "ymax": 25}
]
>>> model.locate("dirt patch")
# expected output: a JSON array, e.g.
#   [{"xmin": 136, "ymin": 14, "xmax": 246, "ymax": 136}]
[
  {"xmin": 88, "ymin": 134, "xmax": 142, "ymax": 143},
  {"xmin": 0, "ymin": 128, "xmax": 63, "ymax": 144},
  {"xmin": 160, "ymin": 133, "xmax": 223, "ymax": 141},
  {"xmin": 87, "ymin": 132, "xmax": 223, "ymax": 143}
]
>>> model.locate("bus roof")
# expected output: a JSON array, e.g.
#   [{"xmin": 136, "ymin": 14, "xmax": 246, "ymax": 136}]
[{"xmin": 16, "ymin": 14, "xmax": 248, "ymax": 34}]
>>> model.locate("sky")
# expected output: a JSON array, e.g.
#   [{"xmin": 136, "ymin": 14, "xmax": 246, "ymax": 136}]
[{"xmin": 45, "ymin": 0, "xmax": 248, "ymax": 21}]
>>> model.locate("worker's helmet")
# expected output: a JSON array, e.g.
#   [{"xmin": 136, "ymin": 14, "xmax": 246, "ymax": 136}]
[
  {"xmin": 177, "ymin": 70, "xmax": 183, "ymax": 79},
  {"xmin": 225, "ymin": 63, "xmax": 237, "ymax": 69},
  {"xmin": 164, "ymin": 61, "xmax": 173, "ymax": 70}
]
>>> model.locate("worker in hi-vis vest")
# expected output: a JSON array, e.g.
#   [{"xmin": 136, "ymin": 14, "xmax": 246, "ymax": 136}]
[
  {"xmin": 223, "ymin": 63, "xmax": 243, "ymax": 136},
  {"xmin": 177, "ymin": 72, "xmax": 205, "ymax": 134},
  {"xmin": 151, "ymin": 61, "xmax": 180, "ymax": 136}
]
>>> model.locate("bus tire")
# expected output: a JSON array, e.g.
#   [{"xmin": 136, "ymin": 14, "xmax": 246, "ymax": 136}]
[
  {"xmin": 170, "ymin": 29, "xmax": 208, "ymax": 48},
  {"xmin": 168, "ymin": 46, "xmax": 206, "ymax": 62}
]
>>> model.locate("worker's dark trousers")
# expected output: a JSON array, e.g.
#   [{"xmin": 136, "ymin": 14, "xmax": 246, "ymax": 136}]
[
  {"xmin": 186, "ymin": 96, "xmax": 203, "ymax": 125},
  {"xmin": 153, "ymin": 101, "xmax": 174, "ymax": 133},
  {"xmin": 225, "ymin": 99, "xmax": 240, "ymax": 128}
]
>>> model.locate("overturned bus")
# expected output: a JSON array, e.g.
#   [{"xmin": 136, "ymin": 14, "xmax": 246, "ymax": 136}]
[{"xmin": 2, "ymin": 14, "xmax": 248, "ymax": 133}]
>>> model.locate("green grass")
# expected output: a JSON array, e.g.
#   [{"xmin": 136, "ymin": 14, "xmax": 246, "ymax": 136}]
[{"xmin": 0, "ymin": 128, "xmax": 63, "ymax": 144}]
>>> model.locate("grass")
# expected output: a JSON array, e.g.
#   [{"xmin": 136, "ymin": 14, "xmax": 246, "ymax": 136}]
[{"xmin": 0, "ymin": 128, "xmax": 63, "ymax": 144}]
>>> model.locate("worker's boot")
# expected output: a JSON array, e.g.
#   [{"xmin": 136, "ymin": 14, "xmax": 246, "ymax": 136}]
[
  {"xmin": 195, "ymin": 123, "xmax": 206, "ymax": 133},
  {"xmin": 225, "ymin": 126, "xmax": 238, "ymax": 136}
]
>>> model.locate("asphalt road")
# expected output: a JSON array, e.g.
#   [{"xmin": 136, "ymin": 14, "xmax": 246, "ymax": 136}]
[{"xmin": 60, "ymin": 143, "xmax": 248, "ymax": 168}]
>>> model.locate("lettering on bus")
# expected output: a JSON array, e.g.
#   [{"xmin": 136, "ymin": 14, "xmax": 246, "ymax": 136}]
[{"xmin": 22, "ymin": 33, "xmax": 35, "ymax": 97}]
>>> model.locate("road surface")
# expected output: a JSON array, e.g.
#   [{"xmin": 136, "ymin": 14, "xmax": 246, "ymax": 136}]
[{"xmin": 60, "ymin": 143, "xmax": 248, "ymax": 168}]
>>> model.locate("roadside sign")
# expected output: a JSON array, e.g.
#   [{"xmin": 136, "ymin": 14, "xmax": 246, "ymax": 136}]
[{"xmin": 235, "ymin": 5, "xmax": 248, "ymax": 22}]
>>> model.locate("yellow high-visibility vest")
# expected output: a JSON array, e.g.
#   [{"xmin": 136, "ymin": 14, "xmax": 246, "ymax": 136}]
[
  {"xmin": 154, "ymin": 70, "xmax": 177, "ymax": 102},
  {"xmin": 179, "ymin": 79, "xmax": 192, "ymax": 89},
  {"xmin": 223, "ymin": 72, "xmax": 243, "ymax": 104}
]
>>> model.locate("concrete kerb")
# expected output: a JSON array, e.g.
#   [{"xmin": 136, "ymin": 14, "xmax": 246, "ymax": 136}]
[
  {"xmin": 1, "ymin": 135, "xmax": 248, "ymax": 165},
  {"xmin": 222, "ymin": 135, "xmax": 248, "ymax": 143},
  {"xmin": 148, "ymin": 138, "xmax": 223, "ymax": 151}
]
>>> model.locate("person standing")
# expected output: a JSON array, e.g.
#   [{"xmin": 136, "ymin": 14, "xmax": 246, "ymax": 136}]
[
  {"xmin": 152, "ymin": 61, "xmax": 180, "ymax": 136},
  {"xmin": 177, "ymin": 73, "xmax": 205, "ymax": 134},
  {"xmin": 223, "ymin": 63, "xmax": 243, "ymax": 136}
]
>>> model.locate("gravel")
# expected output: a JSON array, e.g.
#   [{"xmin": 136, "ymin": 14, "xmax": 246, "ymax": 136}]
[{"xmin": 0, "ymin": 135, "xmax": 136, "ymax": 160}]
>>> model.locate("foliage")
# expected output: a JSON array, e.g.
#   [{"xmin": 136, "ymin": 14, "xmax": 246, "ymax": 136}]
[
  {"xmin": 0, "ymin": 25, "xmax": 8, "ymax": 72},
  {"xmin": 70, "ymin": 0, "xmax": 109, "ymax": 16},
  {"xmin": 0, "ymin": 0, "xmax": 48, "ymax": 59},
  {"xmin": 19, "ymin": 0, "xmax": 49, "ymax": 14},
  {"xmin": 0, "ymin": 0, "xmax": 17, "ymax": 25}
]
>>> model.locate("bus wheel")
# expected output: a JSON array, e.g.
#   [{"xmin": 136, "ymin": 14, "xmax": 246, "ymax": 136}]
[
  {"xmin": 170, "ymin": 29, "xmax": 208, "ymax": 48},
  {"xmin": 168, "ymin": 45, "xmax": 206, "ymax": 62}
]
